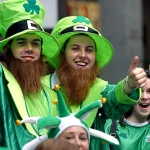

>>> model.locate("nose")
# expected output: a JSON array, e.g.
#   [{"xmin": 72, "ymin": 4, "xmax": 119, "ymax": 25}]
[
  {"xmin": 24, "ymin": 43, "xmax": 33, "ymax": 54},
  {"xmin": 141, "ymin": 91, "xmax": 148, "ymax": 101},
  {"xmin": 74, "ymin": 138, "xmax": 82, "ymax": 148},
  {"xmin": 79, "ymin": 49, "xmax": 86, "ymax": 58}
]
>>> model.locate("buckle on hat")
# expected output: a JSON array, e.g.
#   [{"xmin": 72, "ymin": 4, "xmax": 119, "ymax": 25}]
[
  {"xmin": 73, "ymin": 25, "xmax": 88, "ymax": 32},
  {"xmin": 27, "ymin": 20, "xmax": 41, "ymax": 30}
]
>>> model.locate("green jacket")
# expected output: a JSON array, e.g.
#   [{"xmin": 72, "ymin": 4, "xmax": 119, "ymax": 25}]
[
  {"xmin": 0, "ymin": 64, "xmax": 58, "ymax": 149},
  {"xmin": 0, "ymin": 64, "xmax": 35, "ymax": 149},
  {"xmin": 0, "ymin": 66, "xmax": 141, "ymax": 150}
]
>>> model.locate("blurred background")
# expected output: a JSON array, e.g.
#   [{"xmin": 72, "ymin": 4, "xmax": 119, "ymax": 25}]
[{"xmin": 1, "ymin": 0, "xmax": 150, "ymax": 84}]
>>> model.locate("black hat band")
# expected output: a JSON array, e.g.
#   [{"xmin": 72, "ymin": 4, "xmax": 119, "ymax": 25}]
[
  {"xmin": 60, "ymin": 25, "xmax": 99, "ymax": 35},
  {"xmin": 5, "ymin": 20, "xmax": 43, "ymax": 39}
]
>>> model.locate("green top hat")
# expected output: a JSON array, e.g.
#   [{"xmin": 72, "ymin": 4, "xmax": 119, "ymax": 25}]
[
  {"xmin": 0, "ymin": 0, "xmax": 60, "ymax": 61},
  {"xmin": 49, "ymin": 16, "xmax": 114, "ymax": 69}
]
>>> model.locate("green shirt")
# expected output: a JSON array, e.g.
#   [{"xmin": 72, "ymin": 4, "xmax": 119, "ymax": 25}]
[{"xmin": 105, "ymin": 119, "xmax": 150, "ymax": 150}]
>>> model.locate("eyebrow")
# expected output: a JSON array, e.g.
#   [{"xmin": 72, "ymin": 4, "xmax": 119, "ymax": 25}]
[
  {"xmin": 65, "ymin": 132, "xmax": 87, "ymax": 135},
  {"xmin": 16, "ymin": 38, "xmax": 41, "ymax": 42},
  {"xmin": 71, "ymin": 44, "xmax": 79, "ymax": 47},
  {"xmin": 72, "ymin": 44, "xmax": 95, "ymax": 48},
  {"xmin": 80, "ymin": 132, "xmax": 87, "ymax": 135}
]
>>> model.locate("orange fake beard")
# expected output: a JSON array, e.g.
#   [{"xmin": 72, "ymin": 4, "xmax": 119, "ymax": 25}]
[
  {"xmin": 57, "ymin": 54, "xmax": 99, "ymax": 105},
  {"xmin": 6, "ymin": 54, "xmax": 47, "ymax": 94}
]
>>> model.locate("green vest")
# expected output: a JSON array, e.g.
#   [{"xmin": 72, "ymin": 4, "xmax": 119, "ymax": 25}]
[{"xmin": 41, "ymin": 74, "xmax": 108, "ymax": 127}]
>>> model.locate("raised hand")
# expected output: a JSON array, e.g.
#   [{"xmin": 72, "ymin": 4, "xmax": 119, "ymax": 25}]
[{"xmin": 124, "ymin": 56, "xmax": 147, "ymax": 94}]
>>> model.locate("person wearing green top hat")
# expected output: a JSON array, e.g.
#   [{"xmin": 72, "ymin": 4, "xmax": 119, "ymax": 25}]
[
  {"xmin": 40, "ymin": 16, "xmax": 147, "ymax": 150},
  {"xmin": 0, "ymin": 0, "xmax": 60, "ymax": 149}
]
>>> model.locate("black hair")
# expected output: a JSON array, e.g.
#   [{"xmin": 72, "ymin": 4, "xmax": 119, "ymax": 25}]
[
  {"xmin": 145, "ymin": 69, "xmax": 150, "ymax": 78},
  {"xmin": 0, "ymin": 52, "xmax": 5, "ymax": 62}
]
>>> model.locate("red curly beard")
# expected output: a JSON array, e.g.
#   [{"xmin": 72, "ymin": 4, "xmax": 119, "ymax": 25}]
[
  {"xmin": 57, "ymin": 54, "xmax": 99, "ymax": 105},
  {"xmin": 6, "ymin": 55, "xmax": 47, "ymax": 94}
]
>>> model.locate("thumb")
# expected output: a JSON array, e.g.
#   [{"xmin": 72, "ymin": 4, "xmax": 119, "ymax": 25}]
[{"xmin": 128, "ymin": 56, "xmax": 139, "ymax": 75}]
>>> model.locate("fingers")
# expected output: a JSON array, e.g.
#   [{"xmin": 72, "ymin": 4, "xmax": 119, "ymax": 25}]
[
  {"xmin": 129, "ymin": 75, "xmax": 147, "ymax": 88},
  {"xmin": 128, "ymin": 68, "xmax": 147, "ymax": 88},
  {"xmin": 124, "ymin": 56, "xmax": 147, "ymax": 94},
  {"xmin": 128, "ymin": 56, "xmax": 139, "ymax": 75},
  {"xmin": 127, "ymin": 56, "xmax": 147, "ymax": 89},
  {"xmin": 129, "ymin": 68, "xmax": 145, "ymax": 78},
  {"xmin": 137, "ymin": 78, "xmax": 147, "ymax": 88}
]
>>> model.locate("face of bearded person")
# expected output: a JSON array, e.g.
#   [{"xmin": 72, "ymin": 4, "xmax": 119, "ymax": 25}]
[
  {"xmin": 57, "ymin": 53, "xmax": 99, "ymax": 105},
  {"xmin": 5, "ymin": 50, "xmax": 47, "ymax": 94}
]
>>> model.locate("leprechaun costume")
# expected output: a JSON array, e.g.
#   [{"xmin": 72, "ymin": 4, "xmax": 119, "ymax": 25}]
[
  {"xmin": 0, "ymin": 0, "xmax": 60, "ymax": 149},
  {"xmin": 0, "ymin": 1, "xmax": 142, "ymax": 149},
  {"xmin": 41, "ymin": 16, "xmax": 142, "ymax": 150}
]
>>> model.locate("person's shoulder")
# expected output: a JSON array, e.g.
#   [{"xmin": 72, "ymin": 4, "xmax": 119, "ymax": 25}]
[
  {"xmin": 95, "ymin": 77, "xmax": 108, "ymax": 84},
  {"xmin": 0, "ymin": 62, "xmax": 9, "ymax": 74},
  {"xmin": 41, "ymin": 74, "xmax": 51, "ymax": 80},
  {"xmin": 41, "ymin": 74, "xmax": 51, "ymax": 87},
  {"xmin": 0, "ymin": 61, "xmax": 7, "ymax": 68},
  {"xmin": 0, "ymin": 147, "xmax": 9, "ymax": 150}
]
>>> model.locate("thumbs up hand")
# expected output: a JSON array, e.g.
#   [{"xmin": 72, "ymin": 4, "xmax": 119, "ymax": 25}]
[{"xmin": 123, "ymin": 56, "xmax": 147, "ymax": 94}]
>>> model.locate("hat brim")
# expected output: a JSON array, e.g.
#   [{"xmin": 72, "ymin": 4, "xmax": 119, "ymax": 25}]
[
  {"xmin": 48, "ymin": 32, "xmax": 114, "ymax": 69},
  {"xmin": 0, "ymin": 30, "xmax": 60, "ymax": 61}
]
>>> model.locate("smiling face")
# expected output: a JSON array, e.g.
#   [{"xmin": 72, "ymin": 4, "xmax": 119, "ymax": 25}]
[
  {"xmin": 10, "ymin": 33, "xmax": 41, "ymax": 62},
  {"xmin": 64, "ymin": 34, "xmax": 96, "ymax": 70},
  {"xmin": 58, "ymin": 126, "xmax": 89, "ymax": 150},
  {"xmin": 132, "ymin": 78, "xmax": 150, "ymax": 122}
]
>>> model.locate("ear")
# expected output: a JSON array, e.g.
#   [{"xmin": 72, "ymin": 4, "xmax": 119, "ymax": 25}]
[
  {"xmin": 3, "ymin": 39, "xmax": 13, "ymax": 53},
  {"xmin": 3, "ymin": 44, "xmax": 9, "ymax": 52},
  {"xmin": 42, "ymin": 55, "xmax": 48, "ymax": 61},
  {"xmin": 62, "ymin": 48, "xmax": 65, "ymax": 52}
]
